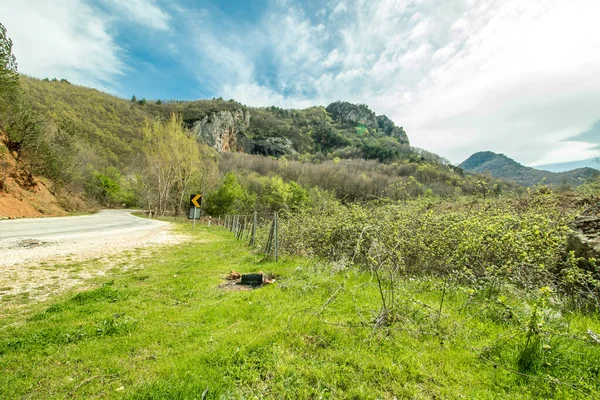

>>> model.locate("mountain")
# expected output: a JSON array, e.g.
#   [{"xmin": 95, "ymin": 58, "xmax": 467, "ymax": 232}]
[
  {"xmin": 459, "ymin": 151, "xmax": 599, "ymax": 186},
  {"xmin": 535, "ymin": 158, "xmax": 599, "ymax": 173},
  {"xmin": 21, "ymin": 77, "xmax": 418, "ymax": 164}
]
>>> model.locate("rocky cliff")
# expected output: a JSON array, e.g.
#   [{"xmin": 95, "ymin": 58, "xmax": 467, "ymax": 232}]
[
  {"xmin": 326, "ymin": 101, "xmax": 378, "ymax": 128},
  {"xmin": 191, "ymin": 109, "xmax": 251, "ymax": 152},
  {"xmin": 325, "ymin": 101, "xmax": 410, "ymax": 145}
]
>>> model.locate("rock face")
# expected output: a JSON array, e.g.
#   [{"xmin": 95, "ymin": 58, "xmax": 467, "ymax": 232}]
[
  {"xmin": 326, "ymin": 101, "xmax": 378, "ymax": 128},
  {"xmin": 325, "ymin": 101, "xmax": 410, "ymax": 145},
  {"xmin": 376, "ymin": 115, "xmax": 409, "ymax": 145},
  {"xmin": 191, "ymin": 109, "xmax": 251, "ymax": 152},
  {"xmin": 568, "ymin": 203, "xmax": 600, "ymax": 258}
]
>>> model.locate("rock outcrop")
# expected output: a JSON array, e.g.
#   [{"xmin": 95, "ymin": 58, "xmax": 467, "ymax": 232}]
[
  {"xmin": 376, "ymin": 115, "xmax": 409, "ymax": 145},
  {"xmin": 326, "ymin": 101, "xmax": 378, "ymax": 128},
  {"xmin": 325, "ymin": 101, "xmax": 410, "ymax": 145},
  {"xmin": 191, "ymin": 109, "xmax": 251, "ymax": 152},
  {"xmin": 567, "ymin": 203, "xmax": 600, "ymax": 258}
]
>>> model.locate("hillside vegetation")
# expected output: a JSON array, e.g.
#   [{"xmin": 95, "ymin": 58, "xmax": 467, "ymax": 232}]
[
  {"xmin": 460, "ymin": 151, "xmax": 599, "ymax": 187},
  {"xmin": 5, "ymin": 74, "xmax": 513, "ymax": 216}
]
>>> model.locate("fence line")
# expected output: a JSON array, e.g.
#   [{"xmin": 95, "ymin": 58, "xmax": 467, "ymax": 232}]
[{"xmin": 224, "ymin": 211, "xmax": 279, "ymax": 261}]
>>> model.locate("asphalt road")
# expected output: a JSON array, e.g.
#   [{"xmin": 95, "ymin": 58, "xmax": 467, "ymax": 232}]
[
  {"xmin": 0, "ymin": 210, "xmax": 176, "ymax": 267},
  {"xmin": 0, "ymin": 209, "xmax": 165, "ymax": 242}
]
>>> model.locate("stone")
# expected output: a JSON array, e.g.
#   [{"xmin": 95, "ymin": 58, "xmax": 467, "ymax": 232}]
[
  {"xmin": 567, "ymin": 203, "xmax": 600, "ymax": 258},
  {"xmin": 192, "ymin": 109, "xmax": 251, "ymax": 152}
]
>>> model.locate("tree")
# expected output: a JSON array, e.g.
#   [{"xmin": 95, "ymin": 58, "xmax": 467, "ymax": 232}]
[
  {"xmin": 203, "ymin": 172, "xmax": 255, "ymax": 216},
  {"xmin": 131, "ymin": 95, "xmax": 137, "ymax": 103},
  {"xmin": 0, "ymin": 22, "xmax": 19, "ymax": 103},
  {"xmin": 140, "ymin": 114, "xmax": 201, "ymax": 215}
]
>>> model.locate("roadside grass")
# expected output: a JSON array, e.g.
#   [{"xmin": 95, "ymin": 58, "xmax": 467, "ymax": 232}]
[{"xmin": 1, "ymin": 224, "xmax": 599, "ymax": 399}]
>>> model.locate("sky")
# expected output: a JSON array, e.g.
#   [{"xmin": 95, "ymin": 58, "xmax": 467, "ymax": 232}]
[{"xmin": 1, "ymin": 0, "xmax": 600, "ymax": 168}]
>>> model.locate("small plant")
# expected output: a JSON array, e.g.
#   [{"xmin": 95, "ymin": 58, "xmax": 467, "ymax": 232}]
[{"xmin": 516, "ymin": 286, "xmax": 552, "ymax": 373}]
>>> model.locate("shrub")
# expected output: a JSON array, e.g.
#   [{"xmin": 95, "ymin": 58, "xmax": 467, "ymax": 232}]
[{"xmin": 281, "ymin": 193, "xmax": 594, "ymax": 306}]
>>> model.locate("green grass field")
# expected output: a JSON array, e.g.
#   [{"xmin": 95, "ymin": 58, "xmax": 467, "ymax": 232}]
[{"xmin": 1, "ymin": 223, "xmax": 599, "ymax": 399}]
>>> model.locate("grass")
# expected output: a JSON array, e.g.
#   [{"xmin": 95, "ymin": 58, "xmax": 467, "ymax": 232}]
[{"xmin": 1, "ymin": 223, "xmax": 599, "ymax": 399}]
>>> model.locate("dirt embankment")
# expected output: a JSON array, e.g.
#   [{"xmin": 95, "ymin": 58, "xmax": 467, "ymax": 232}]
[{"xmin": 0, "ymin": 132, "xmax": 66, "ymax": 219}]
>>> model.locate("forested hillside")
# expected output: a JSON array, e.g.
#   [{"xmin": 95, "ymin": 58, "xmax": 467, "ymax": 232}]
[
  {"xmin": 1, "ymin": 72, "xmax": 512, "ymax": 217},
  {"xmin": 20, "ymin": 78, "xmax": 149, "ymax": 168},
  {"xmin": 460, "ymin": 151, "xmax": 599, "ymax": 186}
]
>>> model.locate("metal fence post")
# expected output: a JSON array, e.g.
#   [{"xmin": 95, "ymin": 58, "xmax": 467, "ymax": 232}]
[
  {"xmin": 250, "ymin": 211, "xmax": 257, "ymax": 247},
  {"xmin": 274, "ymin": 211, "xmax": 279, "ymax": 262}
]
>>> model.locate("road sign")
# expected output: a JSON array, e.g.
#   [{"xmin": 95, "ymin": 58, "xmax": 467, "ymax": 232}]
[
  {"xmin": 190, "ymin": 194, "xmax": 202, "ymax": 208},
  {"xmin": 188, "ymin": 207, "xmax": 201, "ymax": 220}
]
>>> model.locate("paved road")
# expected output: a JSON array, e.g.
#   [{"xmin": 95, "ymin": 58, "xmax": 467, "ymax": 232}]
[
  {"xmin": 0, "ymin": 210, "xmax": 177, "ymax": 267},
  {"xmin": 0, "ymin": 209, "xmax": 165, "ymax": 241}
]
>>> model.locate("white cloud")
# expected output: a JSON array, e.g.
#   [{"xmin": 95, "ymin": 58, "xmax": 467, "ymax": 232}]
[
  {"xmin": 101, "ymin": 0, "xmax": 171, "ymax": 31},
  {"xmin": 4, "ymin": 0, "xmax": 600, "ymax": 167},
  {"xmin": 215, "ymin": 0, "xmax": 600, "ymax": 166},
  {"xmin": 322, "ymin": 49, "xmax": 341, "ymax": 68},
  {"xmin": 432, "ymin": 44, "xmax": 456, "ymax": 61},
  {"xmin": 0, "ymin": 0, "xmax": 124, "ymax": 89},
  {"xmin": 400, "ymin": 0, "xmax": 600, "ymax": 164},
  {"xmin": 450, "ymin": 18, "xmax": 468, "ymax": 32},
  {"xmin": 220, "ymin": 83, "xmax": 316, "ymax": 109},
  {"xmin": 532, "ymin": 141, "xmax": 599, "ymax": 166},
  {"xmin": 331, "ymin": 2, "xmax": 347, "ymax": 16},
  {"xmin": 409, "ymin": 19, "xmax": 431, "ymax": 39}
]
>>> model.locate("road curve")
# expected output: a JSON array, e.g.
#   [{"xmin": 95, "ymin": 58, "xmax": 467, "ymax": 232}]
[
  {"xmin": 0, "ymin": 209, "xmax": 165, "ymax": 241},
  {"xmin": 0, "ymin": 210, "xmax": 179, "ymax": 267}
]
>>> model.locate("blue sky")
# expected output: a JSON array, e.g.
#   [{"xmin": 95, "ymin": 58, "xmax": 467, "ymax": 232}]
[{"xmin": 2, "ymin": 0, "xmax": 600, "ymax": 168}]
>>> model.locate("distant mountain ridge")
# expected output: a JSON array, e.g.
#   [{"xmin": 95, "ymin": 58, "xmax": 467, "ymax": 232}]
[
  {"xmin": 535, "ymin": 158, "xmax": 599, "ymax": 173},
  {"xmin": 459, "ymin": 151, "xmax": 599, "ymax": 186}
]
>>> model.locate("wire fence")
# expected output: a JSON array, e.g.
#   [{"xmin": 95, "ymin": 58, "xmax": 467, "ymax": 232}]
[{"xmin": 223, "ymin": 212, "xmax": 280, "ymax": 261}]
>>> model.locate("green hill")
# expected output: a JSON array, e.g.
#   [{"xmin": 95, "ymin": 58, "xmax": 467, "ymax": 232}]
[
  {"xmin": 3, "ymin": 75, "xmax": 511, "ymax": 213},
  {"xmin": 20, "ymin": 77, "xmax": 150, "ymax": 168},
  {"xmin": 459, "ymin": 151, "xmax": 599, "ymax": 186},
  {"xmin": 22, "ymin": 77, "xmax": 417, "ymax": 164}
]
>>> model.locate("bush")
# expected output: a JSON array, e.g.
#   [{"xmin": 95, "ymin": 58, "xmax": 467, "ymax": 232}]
[
  {"xmin": 203, "ymin": 172, "xmax": 255, "ymax": 216},
  {"xmin": 281, "ymin": 192, "xmax": 596, "ymax": 306}
]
